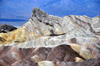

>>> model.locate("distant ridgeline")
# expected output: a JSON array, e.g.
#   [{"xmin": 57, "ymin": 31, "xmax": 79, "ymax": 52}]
[{"xmin": 0, "ymin": 24, "xmax": 17, "ymax": 33}]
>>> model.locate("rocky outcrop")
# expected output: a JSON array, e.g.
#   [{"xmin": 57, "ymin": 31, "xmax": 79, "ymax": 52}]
[
  {"xmin": 0, "ymin": 7, "xmax": 100, "ymax": 66},
  {"xmin": 0, "ymin": 45, "xmax": 100, "ymax": 66},
  {"xmin": 11, "ymin": 59, "xmax": 100, "ymax": 66},
  {"xmin": 0, "ymin": 7, "xmax": 100, "ymax": 46},
  {"xmin": 0, "ymin": 24, "xmax": 17, "ymax": 33}
]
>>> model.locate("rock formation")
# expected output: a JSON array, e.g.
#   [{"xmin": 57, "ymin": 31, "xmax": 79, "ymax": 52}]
[
  {"xmin": 0, "ymin": 24, "xmax": 17, "ymax": 33},
  {"xmin": 0, "ymin": 45, "xmax": 100, "ymax": 66},
  {"xmin": 0, "ymin": 7, "xmax": 100, "ymax": 66}
]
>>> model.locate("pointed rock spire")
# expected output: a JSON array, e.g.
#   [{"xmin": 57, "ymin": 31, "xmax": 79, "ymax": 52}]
[{"xmin": 31, "ymin": 7, "xmax": 49, "ymax": 22}]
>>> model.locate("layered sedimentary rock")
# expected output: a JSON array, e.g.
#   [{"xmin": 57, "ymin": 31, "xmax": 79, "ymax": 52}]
[
  {"xmin": 0, "ymin": 7, "xmax": 100, "ymax": 66},
  {"xmin": 11, "ymin": 59, "xmax": 100, "ymax": 66},
  {"xmin": 0, "ymin": 7, "xmax": 100, "ymax": 46},
  {"xmin": 0, "ymin": 45, "xmax": 100, "ymax": 66}
]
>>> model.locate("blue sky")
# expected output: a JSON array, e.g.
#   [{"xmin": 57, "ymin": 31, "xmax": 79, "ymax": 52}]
[{"xmin": 0, "ymin": 0, "xmax": 100, "ymax": 27}]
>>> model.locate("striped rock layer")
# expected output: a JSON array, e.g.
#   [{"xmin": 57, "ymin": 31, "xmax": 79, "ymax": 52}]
[
  {"xmin": 0, "ymin": 45, "xmax": 100, "ymax": 66},
  {"xmin": 0, "ymin": 7, "xmax": 100, "ymax": 47},
  {"xmin": 0, "ymin": 7, "xmax": 100, "ymax": 66}
]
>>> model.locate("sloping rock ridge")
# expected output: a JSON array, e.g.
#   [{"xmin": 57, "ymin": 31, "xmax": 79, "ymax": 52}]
[
  {"xmin": 0, "ymin": 45, "xmax": 100, "ymax": 66},
  {"xmin": 0, "ymin": 24, "xmax": 17, "ymax": 33},
  {"xmin": 0, "ymin": 7, "xmax": 100, "ymax": 66}
]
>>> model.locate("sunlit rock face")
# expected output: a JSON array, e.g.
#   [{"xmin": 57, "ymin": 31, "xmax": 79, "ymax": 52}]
[
  {"xmin": 0, "ymin": 7, "xmax": 100, "ymax": 66},
  {"xmin": 0, "ymin": 7, "xmax": 100, "ymax": 46}
]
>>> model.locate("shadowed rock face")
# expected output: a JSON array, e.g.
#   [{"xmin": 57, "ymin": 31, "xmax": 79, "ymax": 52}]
[
  {"xmin": 0, "ymin": 7, "xmax": 100, "ymax": 66},
  {"xmin": 0, "ymin": 46, "xmax": 35, "ymax": 66},
  {"xmin": 0, "ymin": 45, "xmax": 100, "ymax": 66},
  {"xmin": 10, "ymin": 59, "xmax": 100, "ymax": 66},
  {"xmin": 0, "ymin": 24, "xmax": 17, "ymax": 33},
  {"xmin": 46, "ymin": 45, "xmax": 85, "ymax": 62},
  {"xmin": 0, "ymin": 45, "xmax": 99, "ymax": 66}
]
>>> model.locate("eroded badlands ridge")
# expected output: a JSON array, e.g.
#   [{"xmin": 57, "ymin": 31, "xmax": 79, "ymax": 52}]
[
  {"xmin": 0, "ymin": 7, "xmax": 100, "ymax": 46},
  {"xmin": 0, "ymin": 45, "xmax": 100, "ymax": 66},
  {"xmin": 0, "ymin": 7, "xmax": 100, "ymax": 66}
]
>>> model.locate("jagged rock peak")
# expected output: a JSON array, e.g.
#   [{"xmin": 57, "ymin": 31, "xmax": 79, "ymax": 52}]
[
  {"xmin": 0, "ymin": 7, "xmax": 100, "ymax": 66},
  {"xmin": 31, "ymin": 7, "xmax": 49, "ymax": 22},
  {"xmin": 0, "ymin": 7, "xmax": 100, "ymax": 47}
]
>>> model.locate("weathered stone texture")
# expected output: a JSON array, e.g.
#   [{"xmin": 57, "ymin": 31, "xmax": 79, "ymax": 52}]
[{"xmin": 0, "ymin": 7, "xmax": 100, "ymax": 66}]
